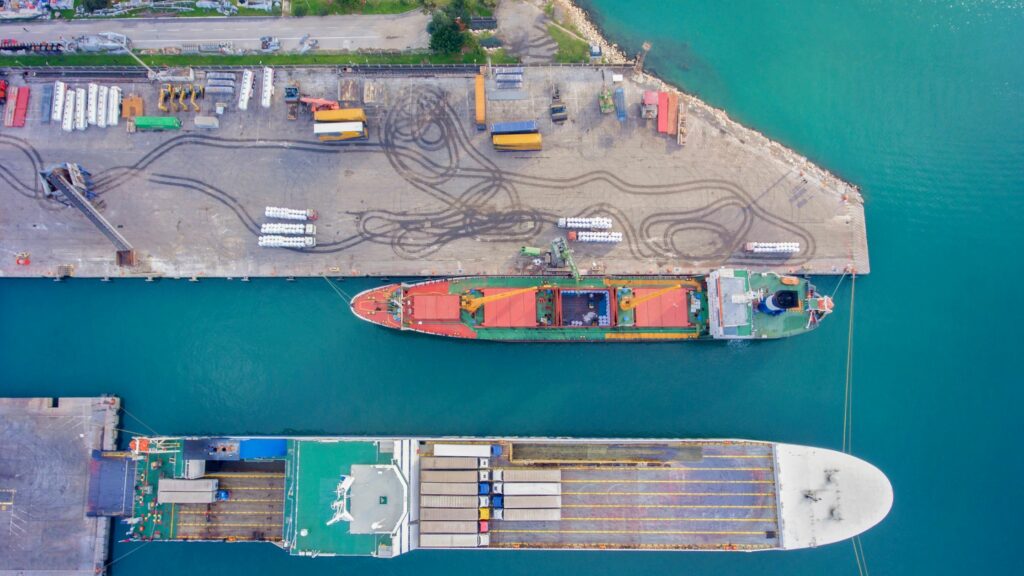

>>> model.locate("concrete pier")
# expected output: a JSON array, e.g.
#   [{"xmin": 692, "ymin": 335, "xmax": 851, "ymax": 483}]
[
  {"xmin": 0, "ymin": 66, "xmax": 868, "ymax": 279},
  {"xmin": 0, "ymin": 397, "xmax": 120, "ymax": 576}
]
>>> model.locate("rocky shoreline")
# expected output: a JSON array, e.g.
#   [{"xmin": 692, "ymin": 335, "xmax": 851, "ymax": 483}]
[{"xmin": 551, "ymin": 0, "xmax": 862, "ymax": 203}]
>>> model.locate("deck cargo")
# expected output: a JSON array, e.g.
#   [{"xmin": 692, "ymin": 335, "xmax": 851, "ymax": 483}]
[
  {"xmin": 500, "ymin": 482, "xmax": 560, "ymax": 496},
  {"xmin": 420, "ymin": 521, "xmax": 479, "ymax": 534},
  {"xmin": 499, "ymin": 469, "xmax": 561, "ymax": 482},
  {"xmin": 421, "ymin": 470, "xmax": 479, "ymax": 483},
  {"xmin": 433, "ymin": 444, "xmax": 493, "ymax": 458},
  {"xmin": 500, "ymin": 508, "xmax": 562, "ymax": 521},
  {"xmin": 420, "ymin": 508, "xmax": 481, "ymax": 521},
  {"xmin": 502, "ymin": 495, "xmax": 561, "ymax": 509},
  {"xmin": 420, "ymin": 482, "xmax": 479, "ymax": 496},
  {"xmin": 112, "ymin": 435, "xmax": 891, "ymax": 558},
  {"xmin": 420, "ymin": 456, "xmax": 482, "ymax": 469}
]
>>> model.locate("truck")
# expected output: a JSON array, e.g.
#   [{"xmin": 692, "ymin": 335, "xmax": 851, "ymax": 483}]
[
  {"xmin": 549, "ymin": 87, "xmax": 568, "ymax": 124},
  {"xmin": 614, "ymin": 87, "xmax": 626, "ymax": 122},
  {"xmin": 314, "ymin": 108, "xmax": 366, "ymax": 123},
  {"xmin": 420, "ymin": 508, "xmax": 480, "ymax": 521},
  {"xmin": 313, "ymin": 121, "xmax": 366, "ymax": 141},
  {"xmin": 134, "ymin": 116, "xmax": 182, "ymax": 132},
  {"xmin": 492, "ymin": 133, "xmax": 542, "ymax": 151},
  {"xmin": 499, "ymin": 508, "xmax": 562, "ymax": 521},
  {"xmin": 418, "ymin": 534, "xmax": 490, "ymax": 548},
  {"xmin": 474, "ymin": 74, "xmax": 486, "ymax": 130},
  {"xmin": 419, "ymin": 495, "xmax": 480, "ymax": 508},
  {"xmin": 501, "ymin": 495, "xmax": 562, "ymax": 509},
  {"xmin": 420, "ymin": 483, "xmax": 479, "ymax": 496},
  {"xmin": 497, "ymin": 469, "xmax": 562, "ymax": 483},
  {"xmin": 433, "ymin": 444, "xmax": 495, "ymax": 458},
  {"xmin": 420, "ymin": 456, "xmax": 484, "ymax": 469},
  {"xmin": 420, "ymin": 470, "xmax": 479, "ymax": 483},
  {"xmin": 489, "ymin": 120, "xmax": 538, "ymax": 135},
  {"xmin": 419, "ymin": 521, "xmax": 479, "ymax": 534}
]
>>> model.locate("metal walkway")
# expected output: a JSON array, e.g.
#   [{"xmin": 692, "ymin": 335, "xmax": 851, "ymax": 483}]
[{"xmin": 44, "ymin": 164, "xmax": 136, "ymax": 266}]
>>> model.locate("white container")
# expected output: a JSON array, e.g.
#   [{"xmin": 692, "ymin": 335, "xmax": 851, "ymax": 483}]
[
  {"xmin": 238, "ymin": 69, "xmax": 254, "ymax": 110},
  {"xmin": 61, "ymin": 90, "xmax": 75, "ymax": 132},
  {"xmin": 107, "ymin": 86, "xmax": 121, "ymax": 127},
  {"xmin": 419, "ymin": 521, "xmax": 479, "ymax": 534},
  {"xmin": 97, "ymin": 86, "xmax": 108, "ymax": 128},
  {"xmin": 502, "ymin": 495, "xmax": 562, "ymax": 508},
  {"xmin": 419, "ymin": 456, "xmax": 482, "ymax": 470},
  {"xmin": 420, "ymin": 470, "xmax": 479, "ymax": 483},
  {"xmin": 86, "ymin": 83, "xmax": 98, "ymax": 125},
  {"xmin": 52, "ymin": 81, "xmax": 66, "ymax": 122},
  {"xmin": 260, "ymin": 66, "xmax": 274, "ymax": 109},
  {"xmin": 500, "ymin": 469, "xmax": 562, "ymax": 483},
  {"xmin": 501, "ymin": 482, "xmax": 561, "ymax": 496},
  {"xmin": 500, "ymin": 508, "xmax": 562, "ymax": 521},
  {"xmin": 433, "ymin": 444, "xmax": 492, "ymax": 458},
  {"xmin": 420, "ymin": 508, "xmax": 480, "ymax": 521},
  {"xmin": 74, "ymin": 88, "xmax": 87, "ymax": 131}
]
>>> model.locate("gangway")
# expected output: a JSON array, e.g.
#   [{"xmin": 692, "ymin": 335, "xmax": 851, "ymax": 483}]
[{"xmin": 41, "ymin": 163, "xmax": 136, "ymax": 267}]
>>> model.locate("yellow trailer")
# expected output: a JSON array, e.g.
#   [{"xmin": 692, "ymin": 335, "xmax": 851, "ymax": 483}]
[
  {"xmin": 474, "ymin": 74, "xmax": 486, "ymax": 130},
  {"xmin": 314, "ymin": 108, "xmax": 367, "ymax": 123},
  {"xmin": 314, "ymin": 121, "xmax": 367, "ymax": 141},
  {"xmin": 492, "ymin": 133, "xmax": 542, "ymax": 151}
]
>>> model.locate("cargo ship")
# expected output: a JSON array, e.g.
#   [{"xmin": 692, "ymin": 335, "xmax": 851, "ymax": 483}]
[
  {"xmin": 102, "ymin": 436, "xmax": 891, "ymax": 556},
  {"xmin": 350, "ymin": 269, "xmax": 833, "ymax": 341}
]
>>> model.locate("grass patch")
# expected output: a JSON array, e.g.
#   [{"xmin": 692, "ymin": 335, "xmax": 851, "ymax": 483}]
[
  {"xmin": 1, "ymin": 49, "xmax": 518, "ymax": 67},
  {"xmin": 546, "ymin": 23, "xmax": 589, "ymax": 63},
  {"xmin": 292, "ymin": 0, "xmax": 418, "ymax": 16}
]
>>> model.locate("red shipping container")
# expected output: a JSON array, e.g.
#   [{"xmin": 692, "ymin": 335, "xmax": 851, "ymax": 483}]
[
  {"xmin": 12, "ymin": 86, "xmax": 29, "ymax": 127},
  {"xmin": 657, "ymin": 92, "xmax": 669, "ymax": 133}
]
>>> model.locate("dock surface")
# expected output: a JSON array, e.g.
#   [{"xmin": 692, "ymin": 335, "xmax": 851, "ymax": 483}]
[
  {"xmin": 0, "ymin": 397, "xmax": 119, "ymax": 576},
  {"xmin": 1, "ymin": 66, "xmax": 868, "ymax": 279}
]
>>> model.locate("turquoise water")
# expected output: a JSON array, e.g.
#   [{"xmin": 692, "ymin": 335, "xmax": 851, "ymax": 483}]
[{"xmin": 2, "ymin": 1, "xmax": 1023, "ymax": 574}]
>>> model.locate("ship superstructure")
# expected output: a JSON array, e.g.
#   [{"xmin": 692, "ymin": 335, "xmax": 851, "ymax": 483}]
[
  {"xmin": 118, "ymin": 436, "xmax": 891, "ymax": 556},
  {"xmin": 350, "ymin": 269, "xmax": 833, "ymax": 341}
]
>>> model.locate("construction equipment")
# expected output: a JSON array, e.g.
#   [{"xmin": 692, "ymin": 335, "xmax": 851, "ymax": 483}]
[
  {"xmin": 158, "ymin": 84, "xmax": 171, "ymax": 112},
  {"xmin": 460, "ymin": 285, "xmax": 546, "ymax": 314},
  {"xmin": 178, "ymin": 85, "xmax": 188, "ymax": 112},
  {"xmin": 300, "ymin": 96, "xmax": 339, "ymax": 114},
  {"xmin": 618, "ymin": 284, "xmax": 683, "ymax": 311},
  {"xmin": 550, "ymin": 237, "xmax": 579, "ymax": 281},
  {"xmin": 550, "ymin": 87, "xmax": 568, "ymax": 124},
  {"xmin": 190, "ymin": 85, "xmax": 202, "ymax": 112},
  {"xmin": 284, "ymin": 82, "xmax": 300, "ymax": 120}
]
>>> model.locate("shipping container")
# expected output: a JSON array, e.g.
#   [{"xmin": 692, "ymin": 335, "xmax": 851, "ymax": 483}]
[
  {"xmin": 12, "ymin": 86, "xmax": 29, "ymax": 127},
  {"xmin": 97, "ymin": 86, "xmax": 108, "ymax": 128},
  {"xmin": 205, "ymin": 85, "xmax": 235, "ymax": 96},
  {"xmin": 87, "ymin": 83, "xmax": 98, "ymax": 125},
  {"xmin": 61, "ymin": 90, "xmax": 74, "ymax": 132},
  {"xmin": 419, "ymin": 495, "xmax": 479, "ymax": 508},
  {"xmin": 314, "ymin": 108, "xmax": 367, "ymax": 123},
  {"xmin": 419, "ymin": 456, "xmax": 482, "ymax": 470},
  {"xmin": 314, "ymin": 121, "xmax": 366, "ymax": 141},
  {"xmin": 205, "ymin": 78, "xmax": 236, "ymax": 88},
  {"xmin": 500, "ymin": 482, "xmax": 561, "ymax": 496},
  {"xmin": 418, "ymin": 533, "xmax": 487, "ymax": 548},
  {"xmin": 260, "ymin": 67, "xmax": 274, "ymax": 109},
  {"xmin": 157, "ymin": 490, "xmax": 217, "ymax": 504},
  {"xmin": 474, "ymin": 74, "xmax": 486, "ymax": 130},
  {"xmin": 206, "ymin": 72, "xmax": 237, "ymax": 81},
  {"xmin": 419, "ymin": 521, "xmax": 479, "ymax": 534},
  {"xmin": 158, "ymin": 478, "xmax": 218, "ymax": 492},
  {"xmin": 492, "ymin": 133, "xmax": 542, "ymax": 151},
  {"xmin": 134, "ymin": 116, "xmax": 182, "ymax": 131},
  {"xmin": 657, "ymin": 91, "xmax": 669, "ymax": 133},
  {"xmin": 52, "ymin": 81, "xmax": 66, "ymax": 122},
  {"xmin": 74, "ymin": 88, "xmax": 87, "ymax": 131},
  {"xmin": 502, "ymin": 495, "xmax": 562, "ymax": 508},
  {"xmin": 500, "ymin": 508, "xmax": 562, "ymax": 522},
  {"xmin": 420, "ymin": 482, "xmax": 478, "ymax": 496},
  {"xmin": 421, "ymin": 470, "xmax": 479, "ymax": 483},
  {"xmin": 500, "ymin": 469, "xmax": 562, "ymax": 483},
  {"xmin": 41, "ymin": 85, "xmax": 53, "ymax": 123},
  {"xmin": 433, "ymin": 444, "xmax": 493, "ymax": 458},
  {"xmin": 490, "ymin": 120, "xmax": 538, "ymax": 135},
  {"xmin": 420, "ymin": 508, "xmax": 479, "ymax": 521}
]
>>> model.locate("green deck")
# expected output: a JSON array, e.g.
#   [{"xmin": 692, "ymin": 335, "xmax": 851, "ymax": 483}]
[{"xmin": 284, "ymin": 440, "xmax": 392, "ymax": 557}]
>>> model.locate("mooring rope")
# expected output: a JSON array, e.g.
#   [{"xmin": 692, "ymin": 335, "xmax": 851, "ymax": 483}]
[
  {"xmin": 841, "ymin": 273, "xmax": 868, "ymax": 576},
  {"xmin": 120, "ymin": 406, "xmax": 160, "ymax": 436},
  {"xmin": 321, "ymin": 275, "xmax": 353, "ymax": 302}
]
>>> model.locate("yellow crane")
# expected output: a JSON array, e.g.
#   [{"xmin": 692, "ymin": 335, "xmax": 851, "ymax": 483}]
[
  {"xmin": 190, "ymin": 85, "xmax": 202, "ymax": 112},
  {"xmin": 460, "ymin": 285, "xmax": 547, "ymax": 314},
  {"xmin": 178, "ymin": 85, "xmax": 188, "ymax": 112},
  {"xmin": 618, "ymin": 284, "xmax": 685, "ymax": 311}
]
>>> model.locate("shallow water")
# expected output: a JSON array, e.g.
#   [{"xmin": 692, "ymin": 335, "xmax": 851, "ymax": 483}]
[{"xmin": 3, "ymin": 1, "xmax": 1023, "ymax": 574}]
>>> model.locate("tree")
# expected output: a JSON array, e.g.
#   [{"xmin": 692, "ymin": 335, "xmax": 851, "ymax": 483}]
[
  {"xmin": 428, "ymin": 12, "xmax": 465, "ymax": 54},
  {"xmin": 292, "ymin": 3, "xmax": 308, "ymax": 16},
  {"xmin": 82, "ymin": 0, "xmax": 110, "ymax": 12}
]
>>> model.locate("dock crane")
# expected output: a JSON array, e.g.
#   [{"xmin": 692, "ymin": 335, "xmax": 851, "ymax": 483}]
[{"xmin": 460, "ymin": 285, "xmax": 549, "ymax": 314}]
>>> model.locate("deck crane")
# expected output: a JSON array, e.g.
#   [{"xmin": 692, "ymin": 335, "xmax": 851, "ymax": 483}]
[{"xmin": 460, "ymin": 285, "xmax": 549, "ymax": 314}]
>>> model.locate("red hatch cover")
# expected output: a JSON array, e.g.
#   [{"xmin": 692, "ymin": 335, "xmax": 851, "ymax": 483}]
[
  {"xmin": 634, "ymin": 288, "xmax": 690, "ymax": 327},
  {"xmin": 409, "ymin": 294, "xmax": 461, "ymax": 321},
  {"xmin": 482, "ymin": 289, "xmax": 537, "ymax": 328}
]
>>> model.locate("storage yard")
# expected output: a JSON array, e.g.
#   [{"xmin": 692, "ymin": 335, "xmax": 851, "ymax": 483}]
[{"xmin": 0, "ymin": 65, "xmax": 869, "ymax": 279}]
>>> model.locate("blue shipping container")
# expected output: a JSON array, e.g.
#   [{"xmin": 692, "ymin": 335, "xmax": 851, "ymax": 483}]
[
  {"xmin": 239, "ymin": 438, "xmax": 288, "ymax": 460},
  {"xmin": 490, "ymin": 120, "xmax": 539, "ymax": 135},
  {"xmin": 614, "ymin": 87, "xmax": 626, "ymax": 122}
]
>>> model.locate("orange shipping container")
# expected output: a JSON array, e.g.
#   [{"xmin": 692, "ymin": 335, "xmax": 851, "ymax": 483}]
[
  {"xmin": 314, "ymin": 108, "xmax": 367, "ymax": 123},
  {"xmin": 492, "ymin": 133, "xmax": 542, "ymax": 151},
  {"xmin": 474, "ymin": 74, "xmax": 486, "ymax": 130}
]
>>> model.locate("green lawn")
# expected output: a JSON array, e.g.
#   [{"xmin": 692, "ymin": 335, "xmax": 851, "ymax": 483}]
[
  {"xmin": 1, "ymin": 49, "xmax": 517, "ymax": 67},
  {"xmin": 292, "ymin": 0, "xmax": 418, "ymax": 16},
  {"xmin": 547, "ymin": 23, "xmax": 590, "ymax": 63}
]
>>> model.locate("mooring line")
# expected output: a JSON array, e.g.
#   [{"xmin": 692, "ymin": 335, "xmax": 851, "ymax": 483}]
[{"xmin": 322, "ymin": 275, "xmax": 353, "ymax": 302}]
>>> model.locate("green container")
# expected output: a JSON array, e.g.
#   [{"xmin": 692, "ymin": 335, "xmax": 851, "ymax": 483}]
[
  {"xmin": 134, "ymin": 116, "xmax": 182, "ymax": 131},
  {"xmin": 520, "ymin": 246, "xmax": 544, "ymax": 257}
]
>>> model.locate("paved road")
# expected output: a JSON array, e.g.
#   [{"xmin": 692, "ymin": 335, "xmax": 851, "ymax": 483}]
[{"xmin": 7, "ymin": 13, "xmax": 430, "ymax": 52}]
